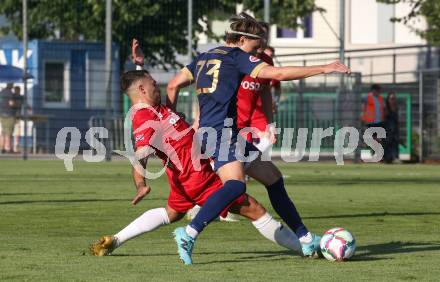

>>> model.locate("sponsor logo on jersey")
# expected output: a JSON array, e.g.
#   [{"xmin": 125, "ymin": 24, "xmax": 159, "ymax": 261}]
[
  {"xmin": 241, "ymin": 80, "xmax": 261, "ymax": 91},
  {"xmin": 169, "ymin": 112, "xmax": 180, "ymax": 126},
  {"xmin": 135, "ymin": 135, "xmax": 144, "ymax": 142},
  {"xmin": 249, "ymin": 55, "xmax": 260, "ymax": 63}
]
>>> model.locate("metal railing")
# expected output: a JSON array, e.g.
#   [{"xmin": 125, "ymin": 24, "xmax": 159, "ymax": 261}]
[
  {"xmin": 88, "ymin": 115, "xmax": 126, "ymax": 152},
  {"xmin": 274, "ymin": 44, "xmax": 439, "ymax": 85}
]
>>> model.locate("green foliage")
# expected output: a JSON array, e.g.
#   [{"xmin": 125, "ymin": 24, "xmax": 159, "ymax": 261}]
[
  {"xmin": 0, "ymin": 0, "xmax": 324, "ymax": 68},
  {"xmin": 0, "ymin": 0, "xmax": 236, "ymax": 69},
  {"xmin": 377, "ymin": 0, "xmax": 440, "ymax": 45}
]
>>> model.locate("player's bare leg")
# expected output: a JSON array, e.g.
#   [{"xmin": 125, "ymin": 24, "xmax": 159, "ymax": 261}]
[
  {"xmin": 245, "ymin": 157, "xmax": 321, "ymax": 257},
  {"xmin": 217, "ymin": 160, "xmax": 246, "ymax": 182},
  {"xmin": 245, "ymin": 157, "xmax": 282, "ymax": 186},
  {"xmin": 229, "ymin": 194, "xmax": 302, "ymax": 255},
  {"xmin": 90, "ymin": 205, "xmax": 184, "ymax": 256}
]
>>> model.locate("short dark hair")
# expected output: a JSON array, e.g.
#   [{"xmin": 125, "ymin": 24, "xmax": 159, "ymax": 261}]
[
  {"xmin": 225, "ymin": 12, "xmax": 265, "ymax": 43},
  {"xmin": 120, "ymin": 70, "xmax": 150, "ymax": 93},
  {"xmin": 371, "ymin": 84, "xmax": 381, "ymax": 92},
  {"xmin": 258, "ymin": 21, "xmax": 269, "ymax": 33}
]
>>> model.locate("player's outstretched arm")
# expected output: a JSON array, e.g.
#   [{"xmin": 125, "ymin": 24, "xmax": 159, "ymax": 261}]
[
  {"xmin": 257, "ymin": 61, "xmax": 350, "ymax": 81},
  {"xmin": 166, "ymin": 72, "xmax": 192, "ymax": 111}
]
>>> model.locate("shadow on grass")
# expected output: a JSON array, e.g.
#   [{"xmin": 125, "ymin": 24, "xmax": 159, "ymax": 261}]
[
  {"xmin": 109, "ymin": 242, "xmax": 439, "ymax": 264},
  {"xmin": 355, "ymin": 241, "xmax": 440, "ymax": 259},
  {"xmin": 111, "ymin": 250, "xmax": 289, "ymax": 257},
  {"xmin": 111, "ymin": 253, "xmax": 176, "ymax": 257},
  {"xmin": 195, "ymin": 249, "xmax": 391, "ymax": 265},
  {"xmin": 284, "ymin": 178, "xmax": 440, "ymax": 186},
  {"xmin": 0, "ymin": 192, "xmax": 94, "ymax": 196},
  {"xmin": 304, "ymin": 211, "xmax": 440, "ymax": 220},
  {"xmin": 111, "ymin": 249, "xmax": 387, "ymax": 264},
  {"xmin": 0, "ymin": 198, "xmax": 132, "ymax": 205},
  {"xmin": 110, "ymin": 250, "xmax": 295, "ymax": 264}
]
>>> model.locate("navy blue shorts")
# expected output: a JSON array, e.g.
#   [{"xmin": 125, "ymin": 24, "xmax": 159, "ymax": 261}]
[{"xmin": 197, "ymin": 129, "xmax": 260, "ymax": 171}]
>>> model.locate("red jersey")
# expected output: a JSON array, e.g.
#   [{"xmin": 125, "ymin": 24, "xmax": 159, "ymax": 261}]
[
  {"xmin": 271, "ymin": 79, "xmax": 281, "ymax": 89},
  {"xmin": 236, "ymin": 52, "xmax": 273, "ymax": 131},
  {"xmin": 132, "ymin": 104, "xmax": 233, "ymax": 213},
  {"xmin": 132, "ymin": 104, "xmax": 194, "ymax": 172}
]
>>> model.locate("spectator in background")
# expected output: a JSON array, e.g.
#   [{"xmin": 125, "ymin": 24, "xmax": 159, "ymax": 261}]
[
  {"xmin": 384, "ymin": 92, "xmax": 400, "ymax": 163},
  {"xmin": 12, "ymin": 86, "xmax": 23, "ymax": 113},
  {"xmin": 0, "ymin": 83, "xmax": 16, "ymax": 153},
  {"xmin": 362, "ymin": 84, "xmax": 385, "ymax": 128},
  {"xmin": 361, "ymin": 84, "xmax": 385, "ymax": 158},
  {"xmin": 12, "ymin": 86, "xmax": 23, "ymax": 153},
  {"xmin": 264, "ymin": 46, "xmax": 281, "ymax": 113}
]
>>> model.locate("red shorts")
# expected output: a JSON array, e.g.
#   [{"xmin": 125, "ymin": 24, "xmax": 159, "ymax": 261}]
[{"xmin": 165, "ymin": 155, "xmax": 245, "ymax": 218}]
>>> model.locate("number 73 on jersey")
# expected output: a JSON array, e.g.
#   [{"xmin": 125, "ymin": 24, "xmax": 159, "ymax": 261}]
[{"xmin": 195, "ymin": 59, "xmax": 221, "ymax": 94}]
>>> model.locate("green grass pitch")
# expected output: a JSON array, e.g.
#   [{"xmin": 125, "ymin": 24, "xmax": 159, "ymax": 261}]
[{"xmin": 0, "ymin": 160, "xmax": 439, "ymax": 281}]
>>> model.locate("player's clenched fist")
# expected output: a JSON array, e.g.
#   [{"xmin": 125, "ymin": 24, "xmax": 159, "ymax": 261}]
[{"xmin": 131, "ymin": 38, "xmax": 144, "ymax": 66}]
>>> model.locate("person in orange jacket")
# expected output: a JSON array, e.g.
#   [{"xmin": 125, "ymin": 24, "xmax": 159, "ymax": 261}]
[
  {"xmin": 361, "ymin": 84, "xmax": 386, "ymax": 151},
  {"xmin": 362, "ymin": 84, "xmax": 385, "ymax": 128}
]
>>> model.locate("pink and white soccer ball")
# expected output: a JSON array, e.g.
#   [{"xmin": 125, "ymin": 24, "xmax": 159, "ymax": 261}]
[{"xmin": 320, "ymin": 227, "xmax": 356, "ymax": 261}]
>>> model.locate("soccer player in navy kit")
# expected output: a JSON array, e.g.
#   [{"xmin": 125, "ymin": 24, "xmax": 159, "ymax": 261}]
[{"xmin": 167, "ymin": 13, "xmax": 350, "ymax": 265}]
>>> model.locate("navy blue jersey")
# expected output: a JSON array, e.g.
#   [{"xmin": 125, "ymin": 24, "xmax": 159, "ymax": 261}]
[{"xmin": 181, "ymin": 46, "xmax": 268, "ymax": 131}]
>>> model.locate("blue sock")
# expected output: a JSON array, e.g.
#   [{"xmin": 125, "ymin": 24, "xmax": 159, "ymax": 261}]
[
  {"xmin": 189, "ymin": 180, "xmax": 246, "ymax": 234},
  {"xmin": 266, "ymin": 177, "xmax": 309, "ymax": 238}
]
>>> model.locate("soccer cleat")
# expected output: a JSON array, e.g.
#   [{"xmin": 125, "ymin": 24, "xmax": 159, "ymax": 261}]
[
  {"xmin": 186, "ymin": 205, "xmax": 201, "ymax": 221},
  {"xmin": 89, "ymin": 235, "xmax": 117, "ymax": 256},
  {"xmin": 173, "ymin": 227, "xmax": 195, "ymax": 265},
  {"xmin": 219, "ymin": 212, "xmax": 240, "ymax": 222},
  {"xmin": 301, "ymin": 233, "xmax": 322, "ymax": 257}
]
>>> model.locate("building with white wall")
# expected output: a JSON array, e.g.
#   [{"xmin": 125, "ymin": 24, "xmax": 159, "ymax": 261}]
[
  {"xmin": 275, "ymin": 0, "xmax": 431, "ymax": 84},
  {"xmin": 140, "ymin": 0, "xmax": 435, "ymax": 86},
  {"xmin": 195, "ymin": 0, "xmax": 432, "ymax": 85}
]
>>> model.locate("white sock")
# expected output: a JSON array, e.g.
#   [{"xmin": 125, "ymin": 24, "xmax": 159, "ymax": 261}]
[
  {"xmin": 252, "ymin": 213, "xmax": 302, "ymax": 254},
  {"xmin": 114, "ymin": 207, "xmax": 170, "ymax": 247},
  {"xmin": 185, "ymin": 225, "xmax": 199, "ymax": 239}
]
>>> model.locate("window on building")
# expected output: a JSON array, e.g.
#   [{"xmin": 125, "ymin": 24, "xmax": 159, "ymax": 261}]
[
  {"xmin": 86, "ymin": 58, "xmax": 106, "ymax": 109},
  {"xmin": 44, "ymin": 62, "xmax": 69, "ymax": 106},
  {"xmin": 277, "ymin": 28, "xmax": 297, "ymax": 38},
  {"xmin": 350, "ymin": 0, "xmax": 395, "ymax": 44},
  {"xmin": 276, "ymin": 15, "xmax": 313, "ymax": 39},
  {"xmin": 377, "ymin": 3, "xmax": 394, "ymax": 43}
]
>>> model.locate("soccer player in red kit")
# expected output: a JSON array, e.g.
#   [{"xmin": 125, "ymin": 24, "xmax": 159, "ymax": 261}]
[
  {"xmin": 236, "ymin": 22, "xmax": 276, "ymax": 152},
  {"xmin": 89, "ymin": 60, "xmax": 303, "ymax": 259},
  {"xmin": 264, "ymin": 46, "xmax": 282, "ymax": 112}
]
